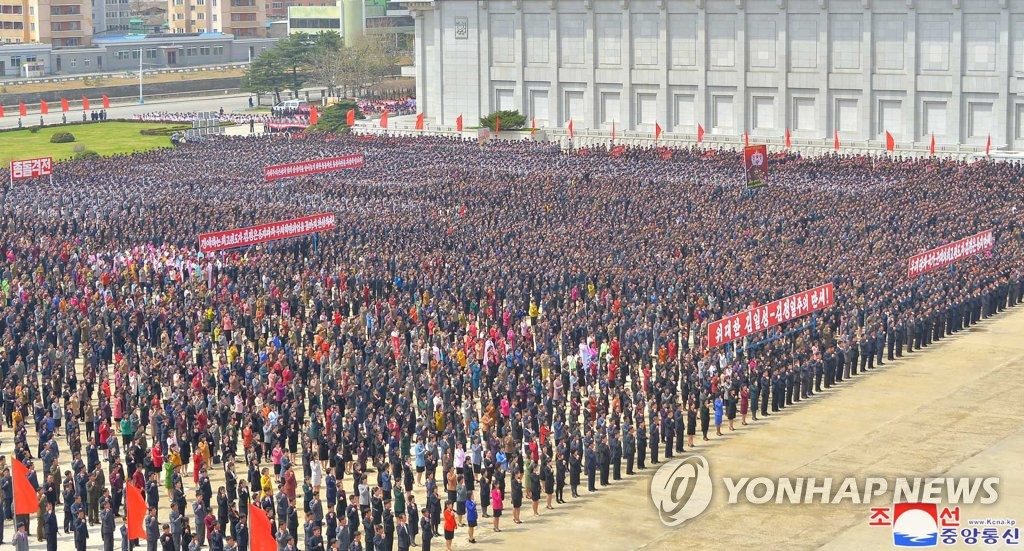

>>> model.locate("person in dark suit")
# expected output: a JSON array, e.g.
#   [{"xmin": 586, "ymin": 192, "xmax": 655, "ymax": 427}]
[
  {"xmin": 74, "ymin": 510, "xmax": 90, "ymax": 551},
  {"xmin": 649, "ymin": 421, "xmax": 660, "ymax": 466},
  {"xmin": 568, "ymin": 451, "xmax": 581, "ymax": 498},
  {"xmin": 622, "ymin": 429, "xmax": 635, "ymax": 476},
  {"xmin": 635, "ymin": 424, "xmax": 647, "ymax": 470},
  {"xmin": 610, "ymin": 432, "xmax": 622, "ymax": 480},
  {"xmin": 45, "ymin": 503, "xmax": 59, "ymax": 551},
  {"xmin": 418, "ymin": 508, "xmax": 432, "ymax": 551},
  {"xmin": 102, "ymin": 502, "xmax": 116, "ymax": 551},
  {"xmin": 397, "ymin": 513, "xmax": 411, "ymax": 551},
  {"xmin": 584, "ymin": 442, "xmax": 597, "ymax": 493},
  {"xmin": 596, "ymin": 437, "xmax": 610, "ymax": 486}
]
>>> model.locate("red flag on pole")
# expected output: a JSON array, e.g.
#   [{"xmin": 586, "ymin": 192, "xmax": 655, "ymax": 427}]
[
  {"xmin": 655, "ymin": 122, "xmax": 662, "ymax": 141},
  {"xmin": 611, "ymin": 121, "xmax": 616, "ymax": 143},
  {"xmin": 986, "ymin": 134, "xmax": 991, "ymax": 156},
  {"xmin": 697, "ymin": 123, "xmax": 704, "ymax": 143},
  {"xmin": 12, "ymin": 458, "xmax": 38, "ymax": 515},
  {"xmin": 380, "ymin": 109, "xmax": 389, "ymax": 129},
  {"xmin": 249, "ymin": 504, "xmax": 276, "ymax": 551},
  {"xmin": 102, "ymin": 95, "xmax": 110, "ymax": 109},
  {"xmin": 40, "ymin": 100, "xmax": 49, "ymax": 115},
  {"xmin": 82, "ymin": 97, "xmax": 90, "ymax": 111},
  {"xmin": 530, "ymin": 117, "xmax": 535, "ymax": 136},
  {"xmin": 456, "ymin": 114, "xmax": 463, "ymax": 132},
  {"xmin": 885, "ymin": 131, "xmax": 895, "ymax": 152},
  {"xmin": 415, "ymin": 112, "xmax": 424, "ymax": 130},
  {"xmin": 309, "ymin": 108, "xmax": 319, "ymax": 125},
  {"xmin": 568, "ymin": 119, "xmax": 574, "ymax": 139},
  {"xmin": 495, "ymin": 115, "xmax": 501, "ymax": 134},
  {"xmin": 744, "ymin": 132, "xmax": 749, "ymax": 148},
  {"xmin": 0, "ymin": 104, "xmax": 4, "ymax": 118},
  {"xmin": 61, "ymin": 98, "xmax": 69, "ymax": 112},
  {"xmin": 346, "ymin": 109, "xmax": 355, "ymax": 126},
  {"xmin": 19, "ymin": 102, "xmax": 27, "ymax": 116},
  {"xmin": 834, "ymin": 130, "xmax": 840, "ymax": 151},
  {"xmin": 785, "ymin": 128, "xmax": 791, "ymax": 149},
  {"xmin": 930, "ymin": 133, "xmax": 935, "ymax": 156},
  {"xmin": 126, "ymin": 483, "xmax": 146, "ymax": 540}
]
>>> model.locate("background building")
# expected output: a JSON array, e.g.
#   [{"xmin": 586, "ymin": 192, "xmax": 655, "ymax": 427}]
[
  {"xmin": 168, "ymin": 0, "xmax": 266, "ymax": 37},
  {"xmin": 286, "ymin": 4, "xmax": 340, "ymax": 34},
  {"xmin": 405, "ymin": 0, "xmax": 1024, "ymax": 152},
  {"xmin": 0, "ymin": 0, "xmax": 94, "ymax": 46}
]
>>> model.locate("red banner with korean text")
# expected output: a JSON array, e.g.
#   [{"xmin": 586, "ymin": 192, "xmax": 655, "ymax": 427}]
[
  {"xmin": 199, "ymin": 213, "xmax": 336, "ymax": 253},
  {"xmin": 264, "ymin": 154, "xmax": 364, "ymax": 181},
  {"xmin": 743, "ymin": 144, "xmax": 768, "ymax": 189},
  {"xmin": 9, "ymin": 157, "xmax": 53, "ymax": 181},
  {"xmin": 907, "ymin": 230, "xmax": 994, "ymax": 278},
  {"xmin": 708, "ymin": 283, "xmax": 835, "ymax": 348}
]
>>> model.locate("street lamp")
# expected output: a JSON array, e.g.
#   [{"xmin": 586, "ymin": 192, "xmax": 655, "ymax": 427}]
[{"xmin": 135, "ymin": 48, "xmax": 159, "ymax": 104}]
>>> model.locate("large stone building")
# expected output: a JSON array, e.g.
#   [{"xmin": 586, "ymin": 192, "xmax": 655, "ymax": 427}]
[{"xmin": 405, "ymin": 0, "xmax": 1024, "ymax": 152}]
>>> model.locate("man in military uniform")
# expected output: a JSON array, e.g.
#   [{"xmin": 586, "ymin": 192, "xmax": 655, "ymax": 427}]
[{"xmin": 623, "ymin": 428, "xmax": 635, "ymax": 475}]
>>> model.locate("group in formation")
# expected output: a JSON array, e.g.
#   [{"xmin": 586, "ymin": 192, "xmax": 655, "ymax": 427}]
[{"xmin": 0, "ymin": 130, "xmax": 1021, "ymax": 551}]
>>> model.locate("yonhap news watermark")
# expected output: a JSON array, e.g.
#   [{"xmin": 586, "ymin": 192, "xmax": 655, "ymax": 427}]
[{"xmin": 650, "ymin": 456, "xmax": 1018, "ymax": 547}]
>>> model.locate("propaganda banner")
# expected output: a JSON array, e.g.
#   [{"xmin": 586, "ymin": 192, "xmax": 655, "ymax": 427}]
[
  {"xmin": 708, "ymin": 283, "xmax": 835, "ymax": 348},
  {"xmin": 907, "ymin": 230, "xmax": 994, "ymax": 278},
  {"xmin": 199, "ymin": 213, "xmax": 336, "ymax": 253},
  {"xmin": 743, "ymin": 145, "xmax": 768, "ymax": 189},
  {"xmin": 264, "ymin": 154, "xmax": 364, "ymax": 181},
  {"xmin": 9, "ymin": 157, "xmax": 53, "ymax": 181}
]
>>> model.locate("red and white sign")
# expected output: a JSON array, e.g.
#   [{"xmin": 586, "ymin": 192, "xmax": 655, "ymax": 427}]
[
  {"xmin": 199, "ymin": 213, "xmax": 336, "ymax": 253},
  {"xmin": 264, "ymin": 154, "xmax": 365, "ymax": 181},
  {"xmin": 743, "ymin": 144, "xmax": 768, "ymax": 180},
  {"xmin": 708, "ymin": 283, "xmax": 835, "ymax": 348},
  {"xmin": 907, "ymin": 230, "xmax": 994, "ymax": 278},
  {"xmin": 10, "ymin": 157, "xmax": 53, "ymax": 180}
]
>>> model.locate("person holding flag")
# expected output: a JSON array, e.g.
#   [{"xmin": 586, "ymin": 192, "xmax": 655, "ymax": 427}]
[{"xmin": 11, "ymin": 459, "xmax": 37, "ymax": 538}]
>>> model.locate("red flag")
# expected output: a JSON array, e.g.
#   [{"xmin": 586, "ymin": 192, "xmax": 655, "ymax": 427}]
[
  {"xmin": 531, "ymin": 117, "xmax": 535, "ymax": 136},
  {"xmin": 102, "ymin": 95, "xmax": 110, "ymax": 109},
  {"xmin": 61, "ymin": 98, "xmax": 69, "ymax": 112},
  {"xmin": 40, "ymin": 100, "xmax": 49, "ymax": 115},
  {"xmin": 655, "ymin": 122, "xmax": 662, "ymax": 141},
  {"xmin": 12, "ymin": 458, "xmax": 38, "ymax": 515},
  {"xmin": 744, "ymin": 132, "xmax": 749, "ymax": 148},
  {"xmin": 610, "ymin": 144, "xmax": 625, "ymax": 157},
  {"xmin": 380, "ymin": 109, "xmax": 389, "ymax": 129},
  {"xmin": 834, "ymin": 130, "xmax": 840, "ymax": 151},
  {"xmin": 346, "ymin": 109, "xmax": 355, "ymax": 126},
  {"xmin": 415, "ymin": 112, "xmax": 424, "ymax": 130},
  {"xmin": 495, "ymin": 115, "xmax": 501, "ymax": 133},
  {"xmin": 82, "ymin": 97, "xmax": 90, "ymax": 111},
  {"xmin": 568, "ymin": 119, "xmax": 574, "ymax": 139},
  {"xmin": 784, "ymin": 128, "xmax": 791, "ymax": 148},
  {"xmin": 19, "ymin": 102, "xmax": 27, "ymax": 117},
  {"xmin": 697, "ymin": 123, "xmax": 704, "ymax": 143},
  {"xmin": 249, "ymin": 504, "xmax": 275, "ymax": 551},
  {"xmin": 986, "ymin": 134, "xmax": 991, "ymax": 156},
  {"xmin": 885, "ymin": 131, "xmax": 895, "ymax": 152},
  {"xmin": 0, "ymin": 104, "xmax": 4, "ymax": 118},
  {"xmin": 126, "ymin": 483, "xmax": 146, "ymax": 540},
  {"xmin": 930, "ymin": 133, "xmax": 935, "ymax": 156},
  {"xmin": 611, "ymin": 121, "xmax": 616, "ymax": 143},
  {"xmin": 456, "ymin": 114, "xmax": 463, "ymax": 132},
  {"xmin": 309, "ymin": 108, "xmax": 318, "ymax": 125}
]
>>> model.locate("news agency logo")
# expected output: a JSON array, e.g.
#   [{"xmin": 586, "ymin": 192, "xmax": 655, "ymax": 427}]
[
  {"xmin": 892, "ymin": 503, "xmax": 939, "ymax": 547},
  {"xmin": 650, "ymin": 455, "xmax": 713, "ymax": 526}
]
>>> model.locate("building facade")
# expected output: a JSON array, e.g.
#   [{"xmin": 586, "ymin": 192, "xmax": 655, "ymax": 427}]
[
  {"xmin": 0, "ymin": 33, "xmax": 275, "ymax": 76},
  {"xmin": 407, "ymin": 0, "xmax": 1024, "ymax": 151},
  {"xmin": 0, "ymin": 0, "xmax": 94, "ymax": 46},
  {"xmin": 168, "ymin": 0, "xmax": 266, "ymax": 37}
]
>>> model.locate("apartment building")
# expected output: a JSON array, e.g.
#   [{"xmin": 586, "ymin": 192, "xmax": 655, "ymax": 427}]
[
  {"xmin": 0, "ymin": 0, "xmax": 93, "ymax": 46},
  {"xmin": 167, "ymin": 0, "xmax": 265, "ymax": 37}
]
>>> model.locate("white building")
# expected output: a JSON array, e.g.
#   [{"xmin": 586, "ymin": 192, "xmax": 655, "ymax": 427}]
[{"xmin": 403, "ymin": 0, "xmax": 1024, "ymax": 152}]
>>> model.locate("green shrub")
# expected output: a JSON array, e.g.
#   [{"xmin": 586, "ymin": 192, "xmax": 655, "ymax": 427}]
[
  {"xmin": 479, "ymin": 110, "xmax": 526, "ymax": 131},
  {"xmin": 29, "ymin": 127, "xmax": 41, "ymax": 133},
  {"xmin": 307, "ymin": 99, "xmax": 365, "ymax": 135},
  {"xmin": 50, "ymin": 131, "xmax": 76, "ymax": 143},
  {"xmin": 73, "ymin": 150, "xmax": 100, "ymax": 160},
  {"xmin": 139, "ymin": 125, "xmax": 192, "ymax": 136}
]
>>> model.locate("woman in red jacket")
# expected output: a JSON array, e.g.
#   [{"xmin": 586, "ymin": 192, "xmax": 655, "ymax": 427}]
[{"xmin": 443, "ymin": 501, "xmax": 457, "ymax": 550}]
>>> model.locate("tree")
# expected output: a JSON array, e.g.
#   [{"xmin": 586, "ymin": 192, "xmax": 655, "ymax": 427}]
[
  {"xmin": 276, "ymin": 33, "xmax": 314, "ymax": 96},
  {"xmin": 307, "ymin": 99, "xmax": 365, "ymax": 134},
  {"xmin": 480, "ymin": 110, "xmax": 526, "ymax": 131},
  {"xmin": 242, "ymin": 49, "xmax": 289, "ymax": 105}
]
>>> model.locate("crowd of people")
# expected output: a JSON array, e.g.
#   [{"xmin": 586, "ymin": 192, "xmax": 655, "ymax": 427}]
[
  {"xmin": 0, "ymin": 132, "xmax": 1021, "ymax": 551},
  {"xmin": 134, "ymin": 112, "xmax": 272, "ymax": 125}
]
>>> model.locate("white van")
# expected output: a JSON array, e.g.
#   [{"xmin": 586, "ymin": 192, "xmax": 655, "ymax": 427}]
[{"xmin": 272, "ymin": 99, "xmax": 309, "ymax": 115}]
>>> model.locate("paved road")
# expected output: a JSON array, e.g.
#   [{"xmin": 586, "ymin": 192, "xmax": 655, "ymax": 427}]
[{"xmin": 0, "ymin": 93, "xmax": 255, "ymax": 130}]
